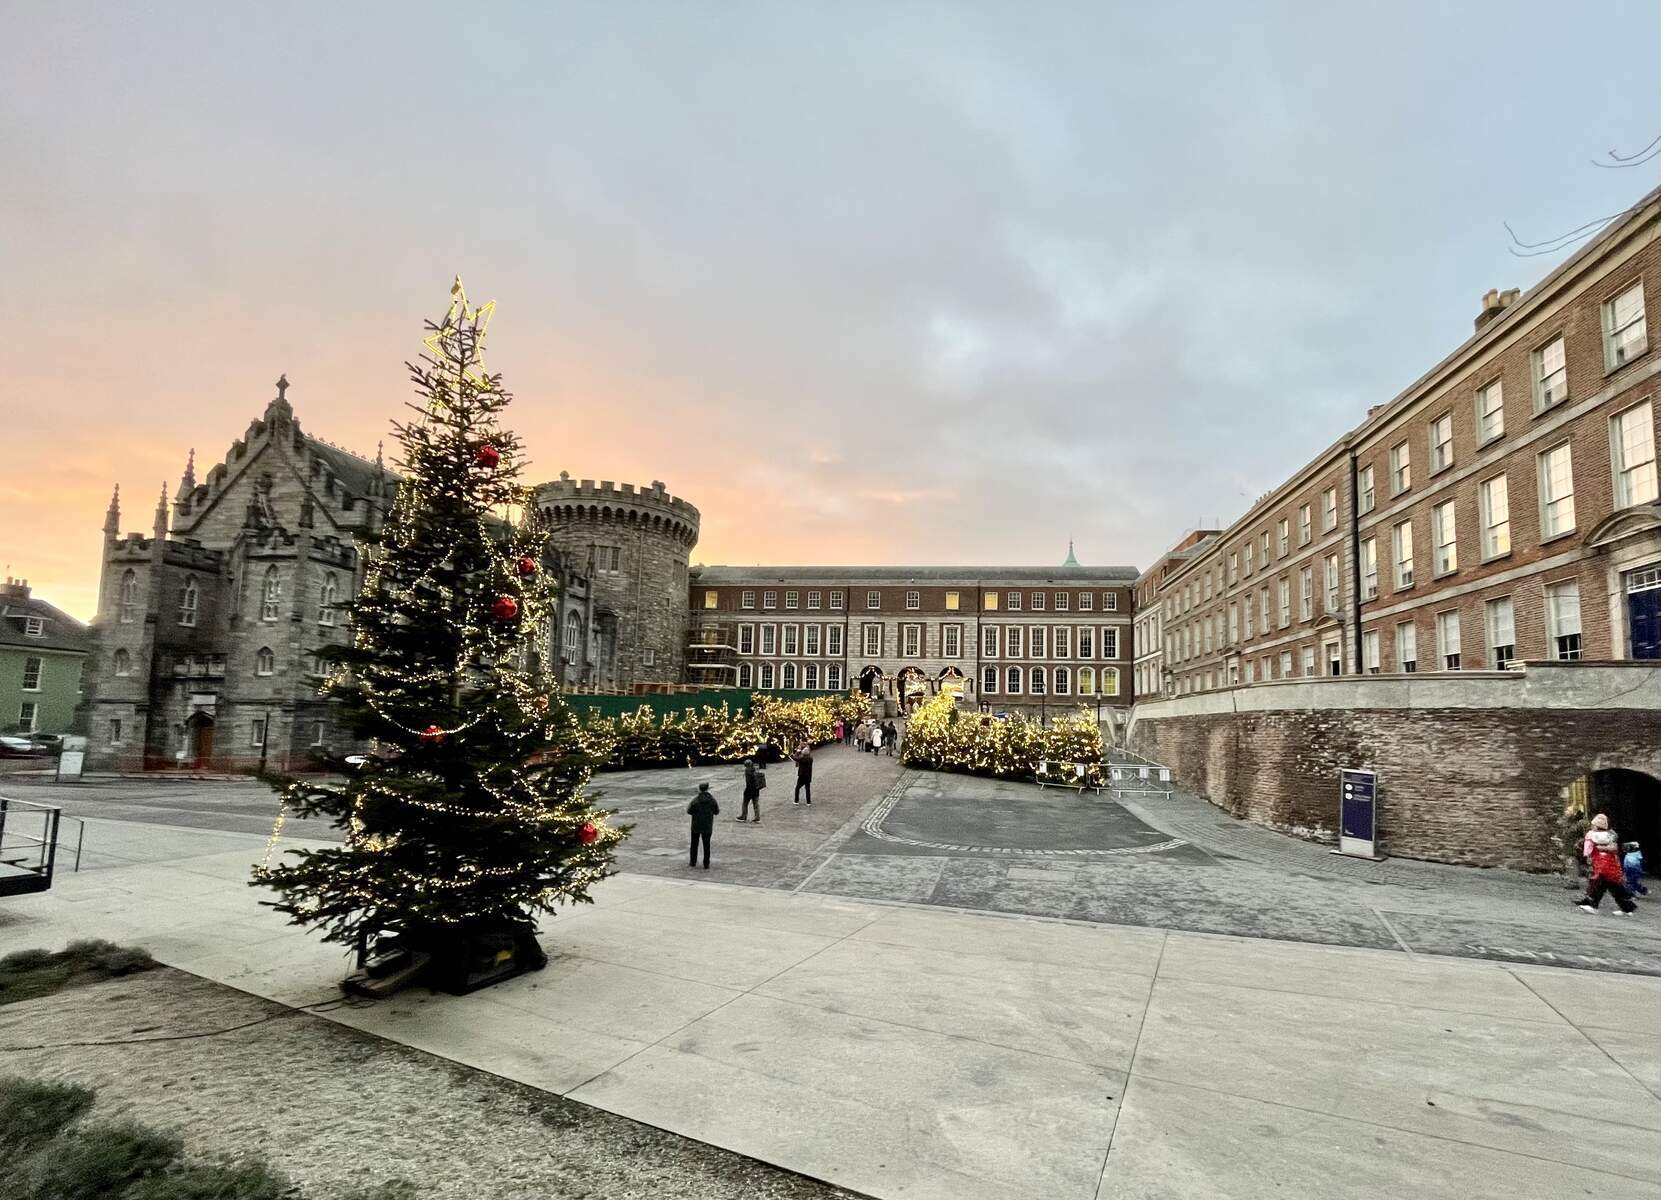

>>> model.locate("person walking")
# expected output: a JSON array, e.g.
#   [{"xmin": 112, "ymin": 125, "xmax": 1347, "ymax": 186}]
[
  {"xmin": 1624, "ymin": 842, "xmax": 1649, "ymax": 896},
  {"xmin": 870, "ymin": 722, "xmax": 884, "ymax": 756},
  {"xmin": 738, "ymin": 755, "xmax": 765, "ymax": 823},
  {"xmin": 793, "ymin": 741, "xmax": 814, "ymax": 805},
  {"xmin": 883, "ymin": 720, "xmax": 897, "ymax": 757},
  {"xmin": 856, "ymin": 720, "xmax": 869, "ymax": 754},
  {"xmin": 1577, "ymin": 816, "xmax": 1637, "ymax": 915},
  {"xmin": 832, "ymin": 719, "xmax": 844, "ymax": 745},
  {"xmin": 687, "ymin": 782, "xmax": 719, "ymax": 869}
]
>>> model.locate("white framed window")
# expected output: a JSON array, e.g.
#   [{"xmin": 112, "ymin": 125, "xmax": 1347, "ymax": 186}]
[
  {"xmin": 261, "ymin": 567, "xmax": 282, "ymax": 621},
  {"xmin": 1279, "ymin": 650, "xmax": 1293, "ymax": 678},
  {"xmin": 1363, "ymin": 630, "xmax": 1380, "ymax": 674},
  {"xmin": 1227, "ymin": 604, "xmax": 1239, "ymax": 645},
  {"xmin": 1321, "ymin": 488, "xmax": 1337, "ymax": 533},
  {"xmin": 1031, "ymin": 627, "xmax": 1048, "ymax": 658},
  {"xmin": 1030, "ymin": 591, "xmax": 1046, "ymax": 611},
  {"xmin": 738, "ymin": 624, "xmax": 755, "ymax": 654},
  {"xmin": 1486, "ymin": 596, "xmax": 1516, "ymax": 669},
  {"xmin": 759, "ymin": 662, "xmax": 775, "ymax": 689},
  {"xmin": 861, "ymin": 623, "xmax": 882, "ymax": 657},
  {"xmin": 1611, "ymin": 400, "xmax": 1657, "ymax": 508},
  {"xmin": 1054, "ymin": 591, "xmax": 1069, "ymax": 611},
  {"xmin": 1361, "ymin": 538, "xmax": 1378, "ymax": 600},
  {"xmin": 1077, "ymin": 627, "xmax": 1095, "ymax": 658},
  {"xmin": 21, "ymin": 656, "xmax": 43, "ymax": 691},
  {"xmin": 785, "ymin": 590, "xmax": 799, "ymax": 610},
  {"xmin": 982, "ymin": 625, "xmax": 1000, "ymax": 658},
  {"xmin": 1278, "ymin": 578, "xmax": 1291, "ymax": 627},
  {"xmin": 1602, "ymin": 282, "xmax": 1647, "ymax": 369},
  {"xmin": 1079, "ymin": 592, "xmax": 1094, "ymax": 611},
  {"xmin": 1324, "ymin": 555, "xmax": 1339, "ymax": 614},
  {"xmin": 1243, "ymin": 542, "xmax": 1255, "ymax": 575},
  {"xmin": 1532, "ymin": 339, "xmax": 1567, "ymax": 412},
  {"xmin": 1396, "ymin": 621, "xmax": 1417, "ymax": 673},
  {"xmin": 905, "ymin": 590, "xmax": 920, "ymax": 611},
  {"xmin": 1300, "ymin": 646, "xmax": 1315, "ymax": 677},
  {"xmin": 1243, "ymin": 601, "xmax": 1254, "ymax": 640},
  {"xmin": 1390, "ymin": 441, "xmax": 1411, "ymax": 495},
  {"xmin": 1277, "ymin": 518, "xmax": 1290, "ymax": 556},
  {"xmin": 763, "ymin": 590, "xmax": 778, "ymax": 610},
  {"xmin": 807, "ymin": 590, "xmax": 821, "ymax": 610},
  {"xmin": 826, "ymin": 624, "xmax": 843, "ymax": 656},
  {"xmin": 1393, "ymin": 521, "xmax": 1415, "ymax": 589},
  {"xmin": 1104, "ymin": 592, "xmax": 1118, "ymax": 612},
  {"xmin": 803, "ymin": 663, "xmax": 819, "ymax": 689},
  {"xmin": 250, "ymin": 717, "xmax": 266, "ymax": 748},
  {"xmin": 598, "ymin": 546, "xmax": 622, "ymax": 573},
  {"xmin": 902, "ymin": 624, "xmax": 922, "ymax": 657},
  {"xmin": 945, "ymin": 590, "xmax": 960, "ymax": 611},
  {"xmin": 256, "ymin": 646, "xmax": 275, "ymax": 675},
  {"xmin": 1294, "ymin": 505, "xmax": 1309, "ymax": 546},
  {"xmin": 178, "ymin": 576, "xmax": 199, "ymax": 627},
  {"xmin": 1006, "ymin": 627, "xmax": 1025, "ymax": 657},
  {"xmin": 118, "ymin": 569, "xmax": 138, "ymax": 623},
  {"xmin": 782, "ymin": 624, "xmax": 799, "ymax": 656},
  {"xmin": 1299, "ymin": 567, "xmax": 1313, "ymax": 621},
  {"xmin": 1432, "ymin": 501, "xmax": 1458, "ymax": 575},
  {"xmin": 1079, "ymin": 665, "xmax": 1096, "ymax": 695},
  {"xmin": 318, "ymin": 572, "xmax": 338, "ymax": 626},
  {"xmin": 1102, "ymin": 627, "xmax": 1119, "ymax": 658},
  {"xmin": 1358, "ymin": 464, "xmax": 1376, "ymax": 515},
  {"xmin": 804, "ymin": 624, "xmax": 821, "ymax": 656},
  {"xmin": 1429, "ymin": 412, "xmax": 1454, "ymax": 473},
  {"xmin": 737, "ymin": 662, "xmax": 754, "ymax": 688},
  {"xmin": 1053, "ymin": 626, "xmax": 1072, "ymax": 658},
  {"xmin": 1537, "ymin": 442, "xmax": 1576, "ymax": 539},
  {"xmin": 981, "ymin": 665, "xmax": 998, "ymax": 694},
  {"xmin": 1546, "ymin": 580, "xmax": 1582, "ymax": 661},
  {"xmin": 1260, "ymin": 531, "xmax": 1271, "ymax": 562},
  {"xmin": 1259, "ymin": 589, "xmax": 1271, "ymax": 631},
  {"xmin": 760, "ymin": 624, "xmax": 777, "ymax": 656},
  {"xmin": 1053, "ymin": 667, "xmax": 1071, "ymax": 695},
  {"xmin": 830, "ymin": 590, "xmax": 845, "ymax": 610},
  {"xmin": 1479, "ymin": 474, "xmax": 1511, "ymax": 560},
  {"xmin": 782, "ymin": 662, "xmax": 798, "ymax": 688},
  {"xmin": 741, "ymin": 590, "xmax": 756, "ymax": 609},
  {"xmin": 942, "ymin": 624, "xmax": 961, "ymax": 658},
  {"xmin": 866, "ymin": 590, "xmax": 881, "ymax": 610},
  {"xmin": 702, "ymin": 590, "xmax": 719, "ymax": 611},
  {"xmin": 23, "ymin": 615, "xmax": 43, "ymax": 637},
  {"xmin": 1006, "ymin": 666, "xmax": 1023, "ymax": 694},
  {"xmin": 14, "ymin": 701, "xmax": 36, "ymax": 732},
  {"xmin": 1101, "ymin": 667, "xmax": 1119, "ymax": 696},
  {"xmin": 1029, "ymin": 666, "xmax": 1047, "ymax": 695},
  {"xmin": 1437, "ymin": 610, "xmax": 1462, "ymax": 671},
  {"xmin": 826, "ymin": 664, "xmax": 843, "ymax": 691}
]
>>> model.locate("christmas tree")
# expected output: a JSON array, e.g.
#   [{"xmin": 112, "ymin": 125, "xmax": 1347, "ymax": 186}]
[{"xmin": 253, "ymin": 280, "xmax": 624, "ymax": 990}]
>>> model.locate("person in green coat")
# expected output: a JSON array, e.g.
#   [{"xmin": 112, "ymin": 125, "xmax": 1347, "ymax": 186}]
[{"xmin": 688, "ymin": 782, "xmax": 719, "ymax": 869}]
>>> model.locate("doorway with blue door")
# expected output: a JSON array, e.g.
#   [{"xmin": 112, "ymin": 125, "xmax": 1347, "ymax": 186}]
[{"xmin": 1628, "ymin": 563, "xmax": 1661, "ymax": 659}]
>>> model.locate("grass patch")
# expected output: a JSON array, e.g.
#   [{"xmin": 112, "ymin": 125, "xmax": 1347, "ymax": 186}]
[
  {"xmin": 0, "ymin": 1076, "xmax": 415, "ymax": 1200},
  {"xmin": 0, "ymin": 940, "xmax": 157, "ymax": 1007}
]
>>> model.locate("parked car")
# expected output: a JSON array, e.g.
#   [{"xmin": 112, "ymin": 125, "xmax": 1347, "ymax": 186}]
[
  {"xmin": 0, "ymin": 734, "xmax": 48, "ymax": 758},
  {"xmin": 27, "ymin": 733, "xmax": 62, "ymax": 753}
]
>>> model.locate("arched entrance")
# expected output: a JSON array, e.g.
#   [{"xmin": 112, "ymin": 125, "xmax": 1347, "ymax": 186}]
[
  {"xmin": 895, "ymin": 666, "xmax": 927, "ymax": 712},
  {"xmin": 185, "ymin": 711, "xmax": 215, "ymax": 769},
  {"xmin": 1578, "ymin": 769, "xmax": 1661, "ymax": 877},
  {"xmin": 937, "ymin": 666, "xmax": 966, "ymax": 702},
  {"xmin": 858, "ymin": 665, "xmax": 885, "ymax": 696}
]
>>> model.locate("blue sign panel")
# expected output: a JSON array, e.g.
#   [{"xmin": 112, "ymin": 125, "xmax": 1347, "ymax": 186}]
[{"xmin": 1338, "ymin": 769, "xmax": 1378, "ymax": 858}]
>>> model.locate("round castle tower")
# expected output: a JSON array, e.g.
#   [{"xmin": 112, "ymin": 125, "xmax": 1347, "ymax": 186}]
[{"xmin": 534, "ymin": 475, "xmax": 700, "ymax": 689}]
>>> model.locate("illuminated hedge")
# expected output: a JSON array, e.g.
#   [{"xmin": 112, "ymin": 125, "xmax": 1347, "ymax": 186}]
[
  {"xmin": 575, "ymin": 691, "xmax": 872, "ymax": 771},
  {"xmin": 899, "ymin": 692, "xmax": 1104, "ymax": 782}
]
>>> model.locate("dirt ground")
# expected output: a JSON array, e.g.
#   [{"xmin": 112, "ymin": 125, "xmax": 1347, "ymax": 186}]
[{"xmin": 0, "ymin": 966, "xmax": 864, "ymax": 1200}]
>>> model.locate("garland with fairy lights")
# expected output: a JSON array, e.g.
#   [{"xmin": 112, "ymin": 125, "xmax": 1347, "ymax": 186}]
[
  {"xmin": 899, "ymin": 692, "xmax": 1106, "ymax": 785},
  {"xmin": 565, "ymin": 691, "xmax": 873, "ymax": 771},
  {"xmin": 252, "ymin": 279, "xmax": 624, "ymax": 963}
]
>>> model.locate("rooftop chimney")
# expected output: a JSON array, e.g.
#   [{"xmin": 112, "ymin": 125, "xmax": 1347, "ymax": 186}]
[{"xmin": 1475, "ymin": 286, "xmax": 1521, "ymax": 332}]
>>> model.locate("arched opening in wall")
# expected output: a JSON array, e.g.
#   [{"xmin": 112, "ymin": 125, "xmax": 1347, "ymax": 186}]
[
  {"xmin": 858, "ymin": 665, "xmax": 884, "ymax": 696},
  {"xmin": 1570, "ymin": 768, "xmax": 1661, "ymax": 878},
  {"xmin": 185, "ymin": 711, "xmax": 215, "ymax": 770},
  {"xmin": 896, "ymin": 666, "xmax": 926, "ymax": 711}
]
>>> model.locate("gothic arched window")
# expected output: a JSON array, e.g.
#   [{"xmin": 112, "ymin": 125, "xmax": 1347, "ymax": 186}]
[
  {"xmin": 113, "ymin": 648, "xmax": 132, "ymax": 676},
  {"xmin": 318, "ymin": 573, "xmax": 338, "ymax": 626},
  {"xmin": 563, "ymin": 611, "xmax": 583, "ymax": 664},
  {"xmin": 1101, "ymin": 668, "xmax": 1120, "ymax": 697},
  {"xmin": 781, "ymin": 662, "xmax": 798, "ymax": 688},
  {"xmin": 737, "ymin": 662, "xmax": 753, "ymax": 689},
  {"xmin": 1078, "ymin": 666, "xmax": 1097, "ymax": 696},
  {"xmin": 119, "ymin": 570, "xmax": 138, "ymax": 624},
  {"xmin": 261, "ymin": 568, "xmax": 282, "ymax": 622},
  {"xmin": 1029, "ymin": 667, "xmax": 1047, "ymax": 695},
  {"xmin": 256, "ymin": 646, "xmax": 275, "ymax": 676},
  {"xmin": 178, "ymin": 576, "xmax": 199, "ymax": 627}
]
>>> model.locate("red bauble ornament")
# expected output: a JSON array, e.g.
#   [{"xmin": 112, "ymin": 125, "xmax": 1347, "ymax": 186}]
[
  {"xmin": 419, "ymin": 725, "xmax": 446, "ymax": 744},
  {"xmin": 492, "ymin": 595, "xmax": 520, "ymax": 620},
  {"xmin": 516, "ymin": 556, "xmax": 538, "ymax": 578},
  {"xmin": 579, "ymin": 821, "xmax": 599, "ymax": 845},
  {"xmin": 534, "ymin": 695, "xmax": 549, "ymax": 712},
  {"xmin": 475, "ymin": 444, "xmax": 501, "ymax": 468}
]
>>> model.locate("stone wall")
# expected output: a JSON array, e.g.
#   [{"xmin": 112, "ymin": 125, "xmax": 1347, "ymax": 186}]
[{"xmin": 1126, "ymin": 664, "xmax": 1661, "ymax": 870}]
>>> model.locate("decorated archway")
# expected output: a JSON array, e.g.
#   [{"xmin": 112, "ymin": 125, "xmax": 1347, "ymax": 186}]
[
  {"xmin": 937, "ymin": 665, "xmax": 966, "ymax": 703},
  {"xmin": 896, "ymin": 666, "xmax": 927, "ymax": 712},
  {"xmin": 858, "ymin": 664, "xmax": 885, "ymax": 696}
]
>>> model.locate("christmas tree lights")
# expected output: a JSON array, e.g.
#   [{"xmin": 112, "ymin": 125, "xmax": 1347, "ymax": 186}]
[{"xmin": 900, "ymin": 692, "xmax": 1104, "ymax": 784}]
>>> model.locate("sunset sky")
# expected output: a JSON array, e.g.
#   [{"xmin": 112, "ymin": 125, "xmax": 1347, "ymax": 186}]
[{"xmin": 3, "ymin": 3, "xmax": 1655, "ymax": 621}]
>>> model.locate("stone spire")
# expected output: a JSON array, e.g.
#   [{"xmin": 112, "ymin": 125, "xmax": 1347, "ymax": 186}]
[
  {"xmin": 153, "ymin": 482, "xmax": 170, "ymax": 539},
  {"xmin": 1063, "ymin": 539, "xmax": 1080, "ymax": 568},
  {"xmin": 179, "ymin": 447, "xmax": 196, "ymax": 495},
  {"xmin": 103, "ymin": 484, "xmax": 121, "ymax": 537}
]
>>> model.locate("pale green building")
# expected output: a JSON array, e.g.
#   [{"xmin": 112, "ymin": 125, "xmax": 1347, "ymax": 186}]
[{"xmin": 0, "ymin": 577, "xmax": 89, "ymax": 735}]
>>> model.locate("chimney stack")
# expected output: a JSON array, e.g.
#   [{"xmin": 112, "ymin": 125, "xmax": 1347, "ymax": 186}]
[{"xmin": 1475, "ymin": 286, "xmax": 1521, "ymax": 332}]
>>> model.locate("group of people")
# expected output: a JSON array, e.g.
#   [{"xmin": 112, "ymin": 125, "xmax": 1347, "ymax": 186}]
[
  {"xmin": 1576, "ymin": 812, "xmax": 1648, "ymax": 915},
  {"xmin": 836, "ymin": 717, "xmax": 899, "ymax": 757},
  {"xmin": 683, "ymin": 740, "xmax": 820, "ymax": 868}
]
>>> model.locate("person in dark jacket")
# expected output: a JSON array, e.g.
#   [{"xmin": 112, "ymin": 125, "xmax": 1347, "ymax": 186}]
[
  {"xmin": 739, "ymin": 756, "xmax": 765, "ymax": 823},
  {"xmin": 883, "ymin": 721, "xmax": 898, "ymax": 757},
  {"xmin": 687, "ymin": 782, "xmax": 719, "ymax": 869},
  {"xmin": 793, "ymin": 742, "xmax": 813, "ymax": 805}
]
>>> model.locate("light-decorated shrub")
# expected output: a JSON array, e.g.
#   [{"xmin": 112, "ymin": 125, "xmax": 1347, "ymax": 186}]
[
  {"xmin": 900, "ymin": 692, "xmax": 1103, "ymax": 782},
  {"xmin": 574, "ymin": 692, "xmax": 872, "ymax": 771}
]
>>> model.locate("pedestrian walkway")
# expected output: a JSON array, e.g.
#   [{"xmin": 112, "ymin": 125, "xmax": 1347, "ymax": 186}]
[{"xmin": 1, "ymin": 817, "xmax": 1657, "ymax": 1200}]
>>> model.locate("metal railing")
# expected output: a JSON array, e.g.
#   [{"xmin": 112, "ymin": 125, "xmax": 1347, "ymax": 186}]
[{"xmin": 0, "ymin": 796, "xmax": 80, "ymax": 897}]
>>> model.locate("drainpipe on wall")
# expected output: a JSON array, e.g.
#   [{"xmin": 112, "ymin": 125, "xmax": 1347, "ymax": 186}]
[{"xmin": 1348, "ymin": 446, "xmax": 1363, "ymax": 674}]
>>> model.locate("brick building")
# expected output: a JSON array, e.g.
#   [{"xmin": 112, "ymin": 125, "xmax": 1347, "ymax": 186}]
[
  {"xmin": 685, "ymin": 561, "xmax": 1136, "ymax": 717},
  {"xmin": 1132, "ymin": 529, "xmax": 1217, "ymax": 700},
  {"xmin": 1142, "ymin": 186, "xmax": 1659, "ymax": 695}
]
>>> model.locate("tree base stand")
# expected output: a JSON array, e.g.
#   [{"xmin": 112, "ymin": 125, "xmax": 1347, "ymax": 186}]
[{"xmin": 339, "ymin": 930, "xmax": 547, "ymax": 999}]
